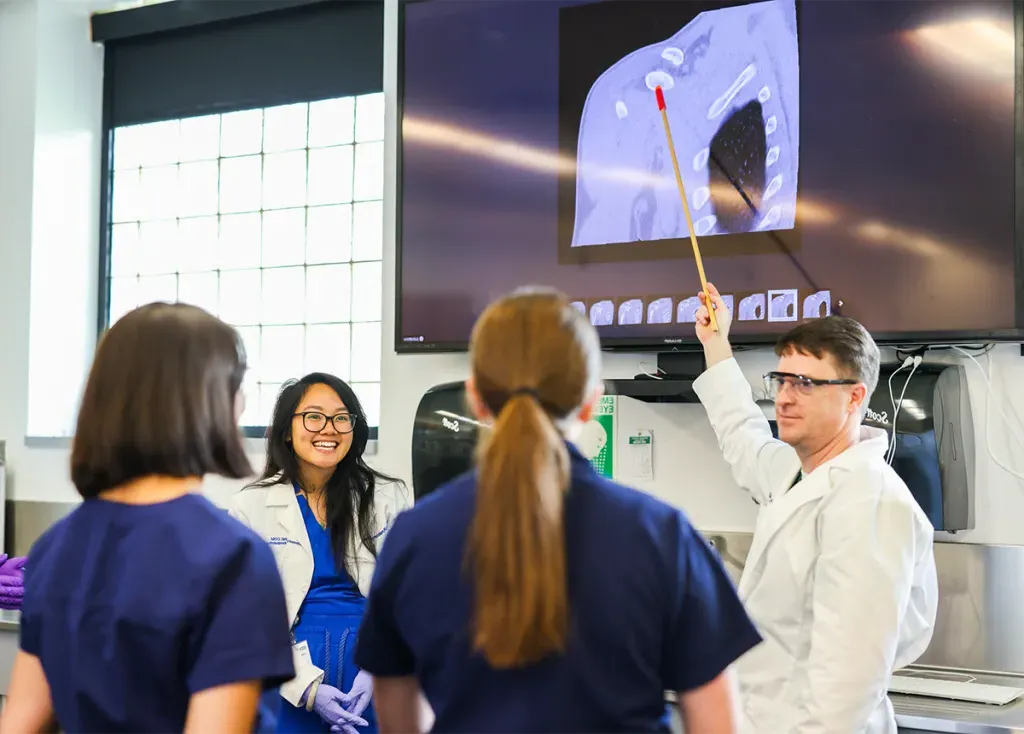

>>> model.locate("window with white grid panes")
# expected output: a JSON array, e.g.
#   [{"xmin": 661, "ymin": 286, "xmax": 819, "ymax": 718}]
[{"xmin": 106, "ymin": 94, "xmax": 385, "ymax": 435}]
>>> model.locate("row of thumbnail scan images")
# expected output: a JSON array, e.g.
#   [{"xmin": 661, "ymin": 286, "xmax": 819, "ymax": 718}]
[{"xmin": 569, "ymin": 289, "xmax": 833, "ymax": 327}]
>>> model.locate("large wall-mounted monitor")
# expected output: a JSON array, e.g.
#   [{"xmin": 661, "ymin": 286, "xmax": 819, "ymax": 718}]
[{"xmin": 396, "ymin": 0, "xmax": 1023, "ymax": 352}]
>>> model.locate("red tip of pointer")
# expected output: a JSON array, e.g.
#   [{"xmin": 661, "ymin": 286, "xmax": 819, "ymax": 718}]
[{"xmin": 655, "ymin": 85, "xmax": 666, "ymax": 111}]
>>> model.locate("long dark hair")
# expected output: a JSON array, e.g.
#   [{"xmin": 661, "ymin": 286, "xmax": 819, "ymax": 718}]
[{"xmin": 251, "ymin": 372, "xmax": 403, "ymax": 562}]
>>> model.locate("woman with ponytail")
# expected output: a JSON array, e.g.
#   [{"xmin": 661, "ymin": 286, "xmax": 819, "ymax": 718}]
[{"xmin": 355, "ymin": 287, "xmax": 761, "ymax": 733}]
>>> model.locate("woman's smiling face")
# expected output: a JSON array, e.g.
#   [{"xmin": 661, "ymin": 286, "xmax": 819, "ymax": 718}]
[{"xmin": 291, "ymin": 382, "xmax": 355, "ymax": 472}]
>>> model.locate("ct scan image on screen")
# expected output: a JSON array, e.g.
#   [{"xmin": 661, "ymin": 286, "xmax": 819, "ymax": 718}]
[{"xmin": 564, "ymin": 0, "xmax": 800, "ymax": 255}]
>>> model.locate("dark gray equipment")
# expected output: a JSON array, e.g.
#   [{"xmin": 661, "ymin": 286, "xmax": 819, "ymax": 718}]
[
  {"xmin": 864, "ymin": 363, "xmax": 976, "ymax": 532},
  {"xmin": 411, "ymin": 382, "xmax": 478, "ymax": 500}
]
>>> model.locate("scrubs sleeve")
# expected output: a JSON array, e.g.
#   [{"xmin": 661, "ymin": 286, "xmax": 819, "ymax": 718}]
[
  {"xmin": 18, "ymin": 543, "xmax": 42, "ymax": 657},
  {"xmin": 354, "ymin": 512, "xmax": 416, "ymax": 678},
  {"xmin": 187, "ymin": 538, "xmax": 296, "ymax": 694},
  {"xmin": 662, "ymin": 515, "xmax": 762, "ymax": 693}
]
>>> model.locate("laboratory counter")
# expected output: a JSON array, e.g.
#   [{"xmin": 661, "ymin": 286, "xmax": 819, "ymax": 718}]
[
  {"xmin": 0, "ymin": 611, "xmax": 18, "ymax": 698},
  {"xmin": 664, "ymin": 669, "xmax": 1024, "ymax": 734},
  {"xmin": 890, "ymin": 668, "xmax": 1024, "ymax": 734},
  {"xmin": 0, "ymin": 611, "xmax": 18, "ymax": 633}
]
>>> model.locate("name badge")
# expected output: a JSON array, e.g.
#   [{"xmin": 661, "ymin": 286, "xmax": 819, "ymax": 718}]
[
  {"xmin": 269, "ymin": 536, "xmax": 299, "ymax": 547},
  {"xmin": 294, "ymin": 640, "xmax": 312, "ymax": 667}
]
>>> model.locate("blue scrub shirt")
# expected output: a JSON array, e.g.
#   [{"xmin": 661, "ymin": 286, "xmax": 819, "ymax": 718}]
[
  {"xmin": 20, "ymin": 493, "xmax": 295, "ymax": 733},
  {"xmin": 355, "ymin": 443, "xmax": 761, "ymax": 733},
  {"xmin": 274, "ymin": 492, "xmax": 377, "ymax": 734}
]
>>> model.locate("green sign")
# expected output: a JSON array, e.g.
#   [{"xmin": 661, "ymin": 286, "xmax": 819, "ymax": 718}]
[{"xmin": 588, "ymin": 395, "xmax": 615, "ymax": 477}]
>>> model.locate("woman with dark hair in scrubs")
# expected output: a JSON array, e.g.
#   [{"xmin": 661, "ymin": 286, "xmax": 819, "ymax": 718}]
[
  {"xmin": 0, "ymin": 303, "xmax": 295, "ymax": 734},
  {"xmin": 355, "ymin": 287, "xmax": 763, "ymax": 733},
  {"xmin": 230, "ymin": 373, "xmax": 410, "ymax": 734}
]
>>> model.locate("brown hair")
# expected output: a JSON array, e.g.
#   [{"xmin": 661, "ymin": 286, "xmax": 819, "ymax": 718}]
[
  {"xmin": 774, "ymin": 315, "xmax": 881, "ymax": 396},
  {"xmin": 466, "ymin": 287, "xmax": 601, "ymax": 669},
  {"xmin": 71, "ymin": 302, "xmax": 252, "ymax": 499}
]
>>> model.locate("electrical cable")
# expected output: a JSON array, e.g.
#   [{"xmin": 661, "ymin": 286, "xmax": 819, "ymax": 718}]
[
  {"xmin": 950, "ymin": 346, "xmax": 1024, "ymax": 483},
  {"xmin": 637, "ymin": 361, "xmax": 664, "ymax": 380},
  {"xmin": 886, "ymin": 356, "xmax": 918, "ymax": 464}
]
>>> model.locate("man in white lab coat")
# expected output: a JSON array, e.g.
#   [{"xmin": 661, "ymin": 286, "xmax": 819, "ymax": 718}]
[{"xmin": 690, "ymin": 283, "xmax": 938, "ymax": 734}]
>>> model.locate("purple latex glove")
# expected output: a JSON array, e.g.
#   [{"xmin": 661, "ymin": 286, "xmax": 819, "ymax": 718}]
[
  {"xmin": 338, "ymin": 670, "xmax": 373, "ymax": 717},
  {"xmin": 0, "ymin": 576, "xmax": 23, "ymax": 590},
  {"xmin": 0, "ymin": 575, "xmax": 23, "ymax": 607},
  {"xmin": 0, "ymin": 557, "xmax": 26, "ymax": 577},
  {"xmin": 305, "ymin": 683, "xmax": 367, "ymax": 734},
  {"xmin": 0, "ymin": 557, "xmax": 27, "ymax": 610}
]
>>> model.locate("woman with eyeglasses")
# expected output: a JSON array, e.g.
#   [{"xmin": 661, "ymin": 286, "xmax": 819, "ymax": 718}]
[{"xmin": 229, "ymin": 373, "xmax": 410, "ymax": 734}]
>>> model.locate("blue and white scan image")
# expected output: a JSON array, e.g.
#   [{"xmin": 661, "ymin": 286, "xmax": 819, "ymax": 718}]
[{"xmin": 570, "ymin": 0, "xmax": 800, "ymax": 248}]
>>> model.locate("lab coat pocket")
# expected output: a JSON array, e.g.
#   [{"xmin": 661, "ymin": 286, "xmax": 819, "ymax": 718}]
[
  {"xmin": 771, "ymin": 667, "xmax": 807, "ymax": 733},
  {"xmin": 295, "ymin": 626, "xmax": 330, "ymax": 680},
  {"xmin": 742, "ymin": 658, "xmax": 801, "ymax": 734}
]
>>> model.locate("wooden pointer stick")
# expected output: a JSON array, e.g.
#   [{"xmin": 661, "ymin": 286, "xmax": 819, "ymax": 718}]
[{"xmin": 654, "ymin": 85, "xmax": 718, "ymax": 332}]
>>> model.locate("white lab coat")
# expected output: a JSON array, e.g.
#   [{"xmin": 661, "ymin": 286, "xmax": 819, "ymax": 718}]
[
  {"xmin": 228, "ymin": 477, "xmax": 411, "ymax": 706},
  {"xmin": 692, "ymin": 358, "xmax": 938, "ymax": 734}
]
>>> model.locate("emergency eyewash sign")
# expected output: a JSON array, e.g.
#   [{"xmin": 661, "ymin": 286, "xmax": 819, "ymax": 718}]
[{"xmin": 576, "ymin": 395, "xmax": 615, "ymax": 478}]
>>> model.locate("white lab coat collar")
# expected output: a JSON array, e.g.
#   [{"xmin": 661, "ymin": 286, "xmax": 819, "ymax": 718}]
[
  {"xmin": 742, "ymin": 425, "xmax": 890, "ymax": 589},
  {"xmin": 264, "ymin": 479, "xmax": 298, "ymax": 507}
]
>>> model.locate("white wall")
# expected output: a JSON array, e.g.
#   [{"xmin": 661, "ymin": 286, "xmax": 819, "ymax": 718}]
[
  {"xmin": 0, "ymin": 0, "xmax": 39, "ymax": 482},
  {"xmin": 2, "ymin": 0, "xmax": 1024, "ymax": 544},
  {"xmin": 0, "ymin": 0, "xmax": 88, "ymax": 503}
]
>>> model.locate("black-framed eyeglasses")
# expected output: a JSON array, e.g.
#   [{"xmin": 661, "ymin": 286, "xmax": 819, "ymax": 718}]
[
  {"xmin": 764, "ymin": 371, "xmax": 858, "ymax": 399},
  {"xmin": 294, "ymin": 411, "xmax": 358, "ymax": 434}
]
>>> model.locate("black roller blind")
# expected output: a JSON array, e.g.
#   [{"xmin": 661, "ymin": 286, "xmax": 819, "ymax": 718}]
[{"xmin": 97, "ymin": 0, "xmax": 384, "ymax": 127}]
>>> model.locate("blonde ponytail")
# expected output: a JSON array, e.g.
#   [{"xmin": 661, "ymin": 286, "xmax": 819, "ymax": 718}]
[
  {"xmin": 465, "ymin": 287, "xmax": 602, "ymax": 669},
  {"xmin": 467, "ymin": 391, "xmax": 570, "ymax": 668}
]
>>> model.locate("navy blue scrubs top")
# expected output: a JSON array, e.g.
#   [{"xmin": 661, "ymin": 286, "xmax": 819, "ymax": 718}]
[
  {"xmin": 355, "ymin": 443, "xmax": 762, "ymax": 733},
  {"xmin": 20, "ymin": 493, "xmax": 295, "ymax": 733}
]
